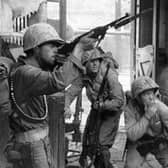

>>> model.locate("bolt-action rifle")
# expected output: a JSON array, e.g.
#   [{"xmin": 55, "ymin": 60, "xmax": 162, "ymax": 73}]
[{"xmin": 58, "ymin": 8, "xmax": 152, "ymax": 55}]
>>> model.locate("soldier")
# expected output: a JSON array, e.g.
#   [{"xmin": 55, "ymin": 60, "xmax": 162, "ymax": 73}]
[
  {"xmin": 125, "ymin": 76, "xmax": 168, "ymax": 168},
  {"xmin": 4, "ymin": 23, "xmax": 96, "ymax": 168},
  {"xmin": 65, "ymin": 48, "xmax": 124, "ymax": 168}
]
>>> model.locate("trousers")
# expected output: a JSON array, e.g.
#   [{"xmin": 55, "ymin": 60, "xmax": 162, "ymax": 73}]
[
  {"xmin": 94, "ymin": 146, "xmax": 114, "ymax": 168},
  {"xmin": 5, "ymin": 136, "xmax": 51, "ymax": 168}
]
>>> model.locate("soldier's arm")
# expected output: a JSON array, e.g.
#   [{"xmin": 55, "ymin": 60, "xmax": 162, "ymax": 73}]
[
  {"xmin": 101, "ymin": 69, "xmax": 124, "ymax": 111},
  {"xmin": 58, "ymin": 55, "xmax": 85, "ymax": 86},
  {"xmin": 125, "ymin": 103, "xmax": 150, "ymax": 141},
  {"xmin": 65, "ymin": 76, "xmax": 84, "ymax": 108},
  {"xmin": 14, "ymin": 56, "xmax": 83, "ymax": 97}
]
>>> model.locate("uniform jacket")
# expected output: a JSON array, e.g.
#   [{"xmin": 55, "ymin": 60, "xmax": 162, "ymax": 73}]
[
  {"xmin": 125, "ymin": 98, "xmax": 168, "ymax": 168},
  {"xmin": 65, "ymin": 61, "xmax": 124, "ymax": 111},
  {"xmin": 65, "ymin": 61, "xmax": 124, "ymax": 146},
  {"xmin": 125, "ymin": 98, "xmax": 168, "ymax": 142}
]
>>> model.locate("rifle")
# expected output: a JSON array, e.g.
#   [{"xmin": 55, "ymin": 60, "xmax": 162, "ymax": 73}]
[
  {"xmin": 58, "ymin": 8, "xmax": 152, "ymax": 55},
  {"xmin": 72, "ymin": 91, "xmax": 83, "ymax": 142},
  {"xmin": 136, "ymin": 135, "xmax": 167, "ymax": 157}
]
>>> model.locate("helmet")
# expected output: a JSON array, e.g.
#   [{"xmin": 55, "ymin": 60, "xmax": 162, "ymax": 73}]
[
  {"xmin": 131, "ymin": 76, "xmax": 159, "ymax": 99},
  {"xmin": 23, "ymin": 23, "xmax": 64, "ymax": 52},
  {"xmin": 81, "ymin": 48, "xmax": 103, "ymax": 65}
]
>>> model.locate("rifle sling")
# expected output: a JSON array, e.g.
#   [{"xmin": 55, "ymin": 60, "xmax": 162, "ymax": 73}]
[{"xmin": 97, "ymin": 63, "xmax": 110, "ymax": 100}]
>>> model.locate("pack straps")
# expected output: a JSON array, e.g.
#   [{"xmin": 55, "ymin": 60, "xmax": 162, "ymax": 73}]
[{"xmin": 10, "ymin": 65, "xmax": 48, "ymax": 123}]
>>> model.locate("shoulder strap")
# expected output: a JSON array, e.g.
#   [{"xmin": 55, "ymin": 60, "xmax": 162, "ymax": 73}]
[{"xmin": 9, "ymin": 64, "xmax": 48, "ymax": 123}]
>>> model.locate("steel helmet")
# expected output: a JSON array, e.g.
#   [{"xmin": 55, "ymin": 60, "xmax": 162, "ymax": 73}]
[
  {"xmin": 81, "ymin": 48, "xmax": 103, "ymax": 65},
  {"xmin": 131, "ymin": 76, "xmax": 159, "ymax": 99},
  {"xmin": 23, "ymin": 23, "xmax": 64, "ymax": 52}
]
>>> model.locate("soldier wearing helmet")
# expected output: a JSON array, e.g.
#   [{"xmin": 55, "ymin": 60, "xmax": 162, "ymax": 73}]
[
  {"xmin": 65, "ymin": 48, "xmax": 124, "ymax": 168},
  {"xmin": 125, "ymin": 76, "xmax": 168, "ymax": 168},
  {"xmin": 5, "ymin": 23, "xmax": 96, "ymax": 168}
]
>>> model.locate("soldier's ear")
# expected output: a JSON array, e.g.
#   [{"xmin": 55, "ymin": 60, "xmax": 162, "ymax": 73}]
[{"xmin": 33, "ymin": 46, "xmax": 40, "ymax": 56}]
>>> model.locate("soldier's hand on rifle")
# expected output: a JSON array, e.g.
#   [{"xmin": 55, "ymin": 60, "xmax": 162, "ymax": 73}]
[
  {"xmin": 144, "ymin": 101, "xmax": 157, "ymax": 121},
  {"xmin": 92, "ymin": 100, "xmax": 104, "ymax": 110},
  {"xmin": 79, "ymin": 32, "xmax": 97, "ymax": 50},
  {"xmin": 64, "ymin": 106, "xmax": 72, "ymax": 119},
  {"xmin": 72, "ymin": 32, "xmax": 97, "ymax": 61}
]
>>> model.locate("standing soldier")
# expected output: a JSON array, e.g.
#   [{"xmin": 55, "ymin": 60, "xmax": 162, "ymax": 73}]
[
  {"xmin": 65, "ymin": 48, "xmax": 124, "ymax": 168},
  {"xmin": 4, "ymin": 23, "xmax": 96, "ymax": 168},
  {"xmin": 125, "ymin": 76, "xmax": 168, "ymax": 168}
]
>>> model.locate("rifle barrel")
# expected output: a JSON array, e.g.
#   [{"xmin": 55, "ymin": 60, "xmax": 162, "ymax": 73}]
[
  {"xmin": 105, "ymin": 13, "xmax": 130, "ymax": 28},
  {"xmin": 115, "ymin": 8, "xmax": 153, "ymax": 29},
  {"xmin": 58, "ymin": 8, "xmax": 153, "ymax": 55}
]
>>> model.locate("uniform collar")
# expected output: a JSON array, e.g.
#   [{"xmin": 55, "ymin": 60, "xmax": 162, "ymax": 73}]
[{"xmin": 18, "ymin": 55, "xmax": 41, "ymax": 68}]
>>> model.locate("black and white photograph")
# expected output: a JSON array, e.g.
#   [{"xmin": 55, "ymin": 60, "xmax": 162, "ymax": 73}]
[{"xmin": 0, "ymin": 0, "xmax": 168, "ymax": 168}]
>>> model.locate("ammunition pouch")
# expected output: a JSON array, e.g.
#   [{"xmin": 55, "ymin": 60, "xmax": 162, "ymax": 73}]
[
  {"xmin": 6, "ymin": 150, "xmax": 22, "ymax": 162},
  {"xmin": 5, "ymin": 142, "xmax": 30, "ymax": 163}
]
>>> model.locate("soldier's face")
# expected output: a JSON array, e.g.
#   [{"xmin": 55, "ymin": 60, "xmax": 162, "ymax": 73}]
[
  {"xmin": 86, "ymin": 59, "xmax": 100, "ymax": 74},
  {"xmin": 140, "ymin": 89, "xmax": 155, "ymax": 106},
  {"xmin": 39, "ymin": 43, "xmax": 58, "ymax": 67}
]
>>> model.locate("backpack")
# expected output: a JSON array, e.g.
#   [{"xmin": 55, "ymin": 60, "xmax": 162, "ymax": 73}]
[{"xmin": 0, "ymin": 57, "xmax": 14, "ymax": 116}]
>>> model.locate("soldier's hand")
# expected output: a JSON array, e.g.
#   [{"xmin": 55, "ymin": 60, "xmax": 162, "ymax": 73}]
[
  {"xmin": 144, "ymin": 101, "xmax": 157, "ymax": 120},
  {"xmin": 72, "ymin": 33, "xmax": 97, "ymax": 61},
  {"xmin": 79, "ymin": 32, "xmax": 97, "ymax": 51},
  {"xmin": 92, "ymin": 100, "xmax": 104, "ymax": 110},
  {"xmin": 92, "ymin": 101, "xmax": 99, "ymax": 110},
  {"xmin": 64, "ymin": 106, "xmax": 72, "ymax": 119}
]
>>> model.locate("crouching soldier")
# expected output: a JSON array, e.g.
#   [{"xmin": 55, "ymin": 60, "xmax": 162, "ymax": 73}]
[
  {"xmin": 65, "ymin": 48, "xmax": 124, "ymax": 168},
  {"xmin": 125, "ymin": 76, "xmax": 168, "ymax": 168}
]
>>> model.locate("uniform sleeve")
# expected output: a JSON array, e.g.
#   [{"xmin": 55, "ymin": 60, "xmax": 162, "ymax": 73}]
[
  {"xmin": 125, "ymin": 102, "xmax": 150, "ymax": 141},
  {"xmin": 14, "ymin": 55, "xmax": 83, "ymax": 97},
  {"xmin": 65, "ymin": 76, "xmax": 84, "ymax": 108},
  {"xmin": 15, "ymin": 65, "xmax": 65, "ymax": 96},
  {"xmin": 101, "ymin": 69, "xmax": 124, "ymax": 112}
]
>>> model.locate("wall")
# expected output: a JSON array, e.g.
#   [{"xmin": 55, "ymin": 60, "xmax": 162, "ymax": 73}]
[{"xmin": 139, "ymin": 0, "xmax": 153, "ymax": 47}]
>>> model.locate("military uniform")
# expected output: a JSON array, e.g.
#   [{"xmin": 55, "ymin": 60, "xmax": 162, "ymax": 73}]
[
  {"xmin": 125, "ymin": 76, "xmax": 168, "ymax": 168},
  {"xmin": 65, "ymin": 48, "xmax": 124, "ymax": 168},
  {"xmin": 5, "ymin": 23, "xmax": 84, "ymax": 168}
]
